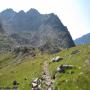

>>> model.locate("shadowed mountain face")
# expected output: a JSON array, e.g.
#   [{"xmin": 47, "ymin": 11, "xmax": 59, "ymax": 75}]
[
  {"xmin": 0, "ymin": 22, "xmax": 5, "ymax": 34},
  {"xmin": 75, "ymin": 33, "xmax": 90, "ymax": 45},
  {"xmin": 0, "ymin": 8, "xmax": 75, "ymax": 53},
  {"xmin": 0, "ymin": 22, "xmax": 15, "ymax": 51}
]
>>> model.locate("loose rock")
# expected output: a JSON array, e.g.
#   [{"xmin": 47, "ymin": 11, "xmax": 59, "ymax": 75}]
[
  {"xmin": 51, "ymin": 56, "xmax": 63, "ymax": 62},
  {"xmin": 71, "ymin": 50, "xmax": 80, "ymax": 55},
  {"xmin": 57, "ymin": 64, "xmax": 74, "ymax": 73},
  {"xmin": 31, "ymin": 78, "xmax": 41, "ymax": 90}
]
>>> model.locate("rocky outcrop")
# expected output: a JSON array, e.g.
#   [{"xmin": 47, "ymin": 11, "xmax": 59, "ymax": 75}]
[
  {"xmin": 57, "ymin": 64, "xmax": 75, "ymax": 73},
  {"xmin": 0, "ymin": 8, "xmax": 75, "ymax": 52},
  {"xmin": 51, "ymin": 56, "xmax": 63, "ymax": 62}
]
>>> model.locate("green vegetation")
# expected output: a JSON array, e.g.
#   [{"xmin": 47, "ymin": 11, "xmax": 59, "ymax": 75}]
[
  {"xmin": 0, "ymin": 53, "xmax": 47, "ymax": 90},
  {"xmin": 0, "ymin": 34, "xmax": 13, "ymax": 51},
  {"xmin": 49, "ymin": 44, "xmax": 90, "ymax": 90},
  {"xmin": 0, "ymin": 44, "xmax": 90, "ymax": 90}
]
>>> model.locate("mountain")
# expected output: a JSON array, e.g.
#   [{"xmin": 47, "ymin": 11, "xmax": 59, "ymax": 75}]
[
  {"xmin": 0, "ymin": 22, "xmax": 5, "ymax": 33},
  {"xmin": 0, "ymin": 8, "xmax": 75, "ymax": 53},
  {"xmin": 75, "ymin": 33, "xmax": 90, "ymax": 45},
  {"xmin": 0, "ymin": 8, "xmax": 89, "ymax": 90},
  {"xmin": 0, "ymin": 21, "xmax": 17, "ymax": 52}
]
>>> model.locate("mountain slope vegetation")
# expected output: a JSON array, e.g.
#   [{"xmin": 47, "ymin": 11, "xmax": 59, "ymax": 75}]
[{"xmin": 0, "ymin": 44, "xmax": 90, "ymax": 90}]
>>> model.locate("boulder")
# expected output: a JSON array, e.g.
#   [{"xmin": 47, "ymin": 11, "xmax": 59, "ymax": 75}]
[
  {"xmin": 51, "ymin": 56, "xmax": 63, "ymax": 62},
  {"xmin": 31, "ymin": 78, "xmax": 41, "ymax": 90},
  {"xmin": 32, "ymin": 83, "xmax": 38, "ymax": 88},
  {"xmin": 71, "ymin": 50, "xmax": 80, "ymax": 55},
  {"xmin": 13, "ymin": 80, "xmax": 18, "ymax": 85},
  {"xmin": 56, "ymin": 65, "xmax": 65, "ymax": 73},
  {"xmin": 32, "ymin": 78, "xmax": 41, "ymax": 85},
  {"xmin": 56, "ymin": 64, "xmax": 74, "ymax": 73},
  {"xmin": 32, "ymin": 83, "xmax": 41, "ymax": 90}
]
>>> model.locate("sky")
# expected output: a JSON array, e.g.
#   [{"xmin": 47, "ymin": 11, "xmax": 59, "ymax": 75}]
[{"xmin": 0, "ymin": 0, "xmax": 90, "ymax": 39}]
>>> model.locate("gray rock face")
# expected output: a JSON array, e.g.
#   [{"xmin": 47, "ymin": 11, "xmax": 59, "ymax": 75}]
[
  {"xmin": 0, "ymin": 22, "xmax": 5, "ymax": 33},
  {"xmin": 0, "ymin": 8, "xmax": 75, "ymax": 52}
]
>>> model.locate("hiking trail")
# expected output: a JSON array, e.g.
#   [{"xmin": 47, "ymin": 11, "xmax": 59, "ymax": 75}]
[{"xmin": 42, "ymin": 61, "xmax": 54, "ymax": 90}]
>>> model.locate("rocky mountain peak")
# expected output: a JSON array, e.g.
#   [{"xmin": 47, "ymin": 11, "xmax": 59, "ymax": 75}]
[
  {"xmin": 26, "ymin": 8, "xmax": 40, "ymax": 16},
  {"xmin": 18, "ymin": 10, "xmax": 25, "ymax": 14},
  {"xmin": 0, "ymin": 8, "xmax": 16, "ymax": 20},
  {"xmin": 1, "ymin": 8, "xmax": 15, "ymax": 13}
]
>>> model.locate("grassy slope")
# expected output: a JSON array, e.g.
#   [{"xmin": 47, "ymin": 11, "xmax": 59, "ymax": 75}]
[
  {"xmin": 0, "ymin": 44, "xmax": 90, "ymax": 90},
  {"xmin": 49, "ymin": 44, "xmax": 90, "ymax": 90},
  {"xmin": 0, "ymin": 52, "xmax": 49, "ymax": 90}
]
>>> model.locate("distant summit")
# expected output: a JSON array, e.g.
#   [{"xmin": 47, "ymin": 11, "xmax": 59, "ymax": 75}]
[
  {"xmin": 1, "ymin": 8, "xmax": 15, "ymax": 14},
  {"xmin": 0, "ymin": 8, "xmax": 75, "ymax": 53},
  {"xmin": 0, "ymin": 8, "xmax": 16, "ymax": 20},
  {"xmin": 18, "ymin": 10, "xmax": 25, "ymax": 14},
  {"xmin": 27, "ymin": 8, "xmax": 40, "ymax": 15},
  {"xmin": 75, "ymin": 33, "xmax": 90, "ymax": 45}
]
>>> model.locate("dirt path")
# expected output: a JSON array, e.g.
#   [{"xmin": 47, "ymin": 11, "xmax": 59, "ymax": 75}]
[{"xmin": 42, "ymin": 61, "xmax": 54, "ymax": 90}]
